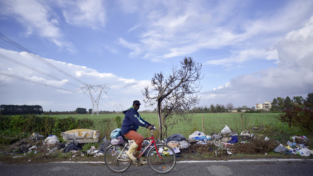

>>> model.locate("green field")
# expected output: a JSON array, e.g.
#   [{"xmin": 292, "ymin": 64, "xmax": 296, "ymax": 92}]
[{"xmin": 40, "ymin": 113, "xmax": 281, "ymax": 138}]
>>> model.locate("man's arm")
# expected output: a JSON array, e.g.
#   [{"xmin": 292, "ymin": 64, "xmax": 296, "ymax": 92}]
[{"xmin": 129, "ymin": 110, "xmax": 150, "ymax": 127}]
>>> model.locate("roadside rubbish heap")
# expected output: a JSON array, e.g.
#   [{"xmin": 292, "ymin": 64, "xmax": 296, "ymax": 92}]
[{"xmin": 274, "ymin": 135, "xmax": 313, "ymax": 157}]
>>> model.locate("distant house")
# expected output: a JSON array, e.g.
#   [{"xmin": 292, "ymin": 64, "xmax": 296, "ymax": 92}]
[
  {"xmin": 230, "ymin": 110, "xmax": 237, "ymax": 113},
  {"xmin": 256, "ymin": 101, "xmax": 271, "ymax": 111}
]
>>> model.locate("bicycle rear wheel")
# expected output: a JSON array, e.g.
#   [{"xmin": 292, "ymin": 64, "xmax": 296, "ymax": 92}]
[
  {"xmin": 105, "ymin": 145, "xmax": 131, "ymax": 173},
  {"xmin": 147, "ymin": 144, "xmax": 176, "ymax": 174}
]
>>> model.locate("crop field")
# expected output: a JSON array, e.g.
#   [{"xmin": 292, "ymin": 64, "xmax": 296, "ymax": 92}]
[{"xmin": 40, "ymin": 113, "xmax": 281, "ymax": 138}]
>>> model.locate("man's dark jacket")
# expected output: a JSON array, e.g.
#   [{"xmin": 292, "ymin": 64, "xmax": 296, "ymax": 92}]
[{"xmin": 121, "ymin": 106, "xmax": 151, "ymax": 135}]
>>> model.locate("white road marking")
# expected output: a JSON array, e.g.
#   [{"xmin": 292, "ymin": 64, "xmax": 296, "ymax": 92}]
[
  {"xmin": 50, "ymin": 159, "xmax": 313, "ymax": 164},
  {"xmin": 177, "ymin": 159, "xmax": 313, "ymax": 163}
]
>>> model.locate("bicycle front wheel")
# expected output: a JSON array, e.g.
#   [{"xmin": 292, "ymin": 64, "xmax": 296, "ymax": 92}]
[
  {"xmin": 147, "ymin": 144, "xmax": 176, "ymax": 174},
  {"xmin": 105, "ymin": 145, "xmax": 131, "ymax": 173}
]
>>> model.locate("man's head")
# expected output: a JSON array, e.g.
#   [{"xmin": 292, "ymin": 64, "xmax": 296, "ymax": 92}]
[{"xmin": 133, "ymin": 100, "xmax": 141, "ymax": 110}]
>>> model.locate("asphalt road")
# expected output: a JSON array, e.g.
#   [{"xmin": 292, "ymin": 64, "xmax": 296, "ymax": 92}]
[{"xmin": 1, "ymin": 159, "xmax": 313, "ymax": 176}]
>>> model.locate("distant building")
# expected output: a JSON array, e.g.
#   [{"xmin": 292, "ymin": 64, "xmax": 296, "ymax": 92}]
[{"xmin": 255, "ymin": 101, "xmax": 271, "ymax": 111}]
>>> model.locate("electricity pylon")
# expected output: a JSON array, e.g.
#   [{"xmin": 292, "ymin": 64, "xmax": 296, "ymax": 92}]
[{"xmin": 81, "ymin": 85, "xmax": 109, "ymax": 116}]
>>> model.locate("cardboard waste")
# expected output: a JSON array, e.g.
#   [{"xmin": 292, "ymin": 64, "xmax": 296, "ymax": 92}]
[{"xmin": 61, "ymin": 129, "xmax": 100, "ymax": 144}]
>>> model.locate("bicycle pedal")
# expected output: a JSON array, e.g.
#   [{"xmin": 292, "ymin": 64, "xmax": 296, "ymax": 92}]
[{"xmin": 135, "ymin": 160, "xmax": 142, "ymax": 167}]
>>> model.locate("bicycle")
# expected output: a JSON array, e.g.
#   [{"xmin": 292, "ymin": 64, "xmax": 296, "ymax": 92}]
[{"xmin": 104, "ymin": 127, "xmax": 176, "ymax": 174}]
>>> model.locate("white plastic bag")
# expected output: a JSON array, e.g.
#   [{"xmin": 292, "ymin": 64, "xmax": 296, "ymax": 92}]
[
  {"xmin": 179, "ymin": 140, "xmax": 190, "ymax": 149},
  {"xmin": 43, "ymin": 135, "xmax": 59, "ymax": 145},
  {"xmin": 188, "ymin": 131, "xmax": 205, "ymax": 141},
  {"xmin": 297, "ymin": 148, "xmax": 311, "ymax": 157},
  {"xmin": 221, "ymin": 125, "xmax": 232, "ymax": 134}
]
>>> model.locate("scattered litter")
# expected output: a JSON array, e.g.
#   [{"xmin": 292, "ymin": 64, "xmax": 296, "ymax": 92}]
[
  {"xmin": 32, "ymin": 133, "xmax": 44, "ymax": 140},
  {"xmin": 61, "ymin": 129, "xmax": 100, "ymax": 144},
  {"xmin": 43, "ymin": 135, "xmax": 59, "ymax": 145},
  {"xmin": 167, "ymin": 141, "xmax": 179, "ymax": 148},
  {"xmin": 221, "ymin": 125, "xmax": 232, "ymax": 135},
  {"xmin": 265, "ymin": 137, "xmax": 270, "ymax": 141},
  {"xmin": 189, "ymin": 131, "xmax": 205, "ymax": 141},
  {"xmin": 228, "ymin": 136, "xmax": 238, "ymax": 144},
  {"xmin": 111, "ymin": 136, "xmax": 124, "ymax": 145},
  {"xmin": 46, "ymin": 147, "xmax": 58, "ymax": 155},
  {"xmin": 166, "ymin": 134, "xmax": 187, "ymax": 142},
  {"xmin": 12, "ymin": 156, "xmax": 24, "ymax": 158},
  {"xmin": 63, "ymin": 143, "xmax": 82, "ymax": 153},
  {"xmin": 71, "ymin": 150, "xmax": 78, "ymax": 154},
  {"xmin": 240, "ymin": 131, "xmax": 254, "ymax": 138},
  {"xmin": 211, "ymin": 133, "xmax": 222, "ymax": 140},
  {"xmin": 179, "ymin": 140, "xmax": 190, "ymax": 149},
  {"xmin": 297, "ymin": 148, "xmax": 311, "ymax": 157},
  {"xmin": 274, "ymin": 144, "xmax": 292, "ymax": 154},
  {"xmin": 221, "ymin": 137, "xmax": 232, "ymax": 142}
]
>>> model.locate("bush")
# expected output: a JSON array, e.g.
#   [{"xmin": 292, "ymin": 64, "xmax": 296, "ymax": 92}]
[
  {"xmin": 0, "ymin": 115, "xmax": 94, "ymax": 138},
  {"xmin": 279, "ymin": 104, "xmax": 313, "ymax": 132}
]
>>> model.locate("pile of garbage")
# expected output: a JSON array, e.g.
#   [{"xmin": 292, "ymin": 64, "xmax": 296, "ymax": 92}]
[
  {"xmin": 162, "ymin": 125, "xmax": 312, "ymax": 157},
  {"xmin": 274, "ymin": 135, "xmax": 313, "ymax": 157},
  {"xmin": 3, "ymin": 129, "xmax": 109, "ymax": 160}
]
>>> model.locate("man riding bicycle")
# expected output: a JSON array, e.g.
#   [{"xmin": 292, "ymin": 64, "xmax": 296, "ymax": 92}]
[{"xmin": 121, "ymin": 100, "xmax": 154, "ymax": 165}]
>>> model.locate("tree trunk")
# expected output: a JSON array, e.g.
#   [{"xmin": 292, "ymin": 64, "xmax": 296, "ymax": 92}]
[
  {"xmin": 202, "ymin": 115, "xmax": 204, "ymax": 133},
  {"xmin": 157, "ymin": 100, "xmax": 163, "ymax": 140}
]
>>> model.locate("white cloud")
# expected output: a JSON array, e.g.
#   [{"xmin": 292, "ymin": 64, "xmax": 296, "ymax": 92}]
[
  {"xmin": 0, "ymin": 0, "xmax": 73, "ymax": 51},
  {"xmin": 116, "ymin": 0, "xmax": 313, "ymax": 62},
  {"xmin": 118, "ymin": 38, "xmax": 142, "ymax": 57},
  {"xmin": 201, "ymin": 16, "xmax": 313, "ymax": 107},
  {"xmin": 0, "ymin": 47, "xmax": 150, "ymax": 111},
  {"xmin": 60, "ymin": 0, "xmax": 106, "ymax": 29},
  {"xmin": 205, "ymin": 48, "xmax": 278, "ymax": 66},
  {"xmin": 127, "ymin": 24, "xmax": 140, "ymax": 33}
]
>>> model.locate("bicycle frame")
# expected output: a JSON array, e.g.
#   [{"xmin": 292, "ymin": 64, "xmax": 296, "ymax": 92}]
[
  {"xmin": 136, "ymin": 130, "xmax": 162, "ymax": 160},
  {"xmin": 114, "ymin": 129, "xmax": 163, "ymax": 162}
]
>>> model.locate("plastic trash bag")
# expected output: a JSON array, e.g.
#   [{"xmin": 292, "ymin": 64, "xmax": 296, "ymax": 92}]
[
  {"xmin": 179, "ymin": 140, "xmax": 190, "ymax": 149},
  {"xmin": 111, "ymin": 136, "xmax": 124, "ymax": 145},
  {"xmin": 43, "ymin": 135, "xmax": 59, "ymax": 145},
  {"xmin": 166, "ymin": 134, "xmax": 187, "ymax": 142},
  {"xmin": 297, "ymin": 148, "xmax": 311, "ymax": 157},
  {"xmin": 193, "ymin": 136, "xmax": 207, "ymax": 141},
  {"xmin": 189, "ymin": 131, "xmax": 205, "ymax": 141},
  {"xmin": 64, "ymin": 143, "xmax": 82, "ymax": 153},
  {"xmin": 273, "ymin": 144, "xmax": 292, "ymax": 154},
  {"xmin": 110, "ymin": 128, "xmax": 121, "ymax": 139},
  {"xmin": 167, "ymin": 141, "xmax": 179, "ymax": 148},
  {"xmin": 228, "ymin": 136, "xmax": 238, "ymax": 144},
  {"xmin": 221, "ymin": 125, "xmax": 232, "ymax": 134},
  {"xmin": 211, "ymin": 133, "xmax": 222, "ymax": 140},
  {"xmin": 240, "ymin": 131, "xmax": 254, "ymax": 137}
]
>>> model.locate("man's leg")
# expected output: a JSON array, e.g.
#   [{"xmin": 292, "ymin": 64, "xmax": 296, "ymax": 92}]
[{"xmin": 124, "ymin": 130, "xmax": 144, "ymax": 161}]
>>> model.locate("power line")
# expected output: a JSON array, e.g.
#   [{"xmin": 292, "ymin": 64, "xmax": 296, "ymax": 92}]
[
  {"xmin": 0, "ymin": 33, "xmax": 87, "ymax": 86},
  {"xmin": 0, "ymin": 72, "xmax": 77, "ymax": 93},
  {"xmin": 0, "ymin": 53, "xmax": 80, "ymax": 88}
]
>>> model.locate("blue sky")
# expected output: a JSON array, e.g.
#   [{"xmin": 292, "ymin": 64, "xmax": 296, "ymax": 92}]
[{"xmin": 0, "ymin": 0, "xmax": 313, "ymax": 111}]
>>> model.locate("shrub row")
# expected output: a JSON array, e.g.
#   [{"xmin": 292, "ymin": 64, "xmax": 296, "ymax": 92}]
[{"xmin": 0, "ymin": 114, "xmax": 94, "ymax": 137}]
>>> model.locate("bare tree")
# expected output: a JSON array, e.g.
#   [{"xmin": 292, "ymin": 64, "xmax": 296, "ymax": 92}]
[
  {"xmin": 142, "ymin": 57, "xmax": 202, "ymax": 140},
  {"xmin": 226, "ymin": 103, "xmax": 234, "ymax": 110}
]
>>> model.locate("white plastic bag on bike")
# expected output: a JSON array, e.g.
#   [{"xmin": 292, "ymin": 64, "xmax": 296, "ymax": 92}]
[{"xmin": 111, "ymin": 136, "xmax": 124, "ymax": 145}]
